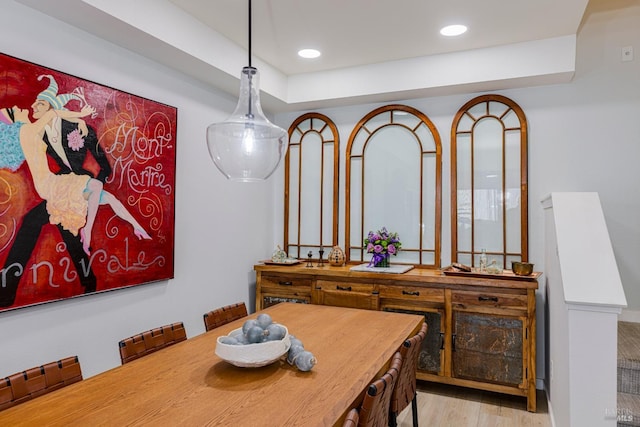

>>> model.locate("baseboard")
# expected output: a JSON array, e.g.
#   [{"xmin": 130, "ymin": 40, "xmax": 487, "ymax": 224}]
[
  {"xmin": 544, "ymin": 382, "xmax": 557, "ymax": 427},
  {"xmin": 619, "ymin": 309, "xmax": 640, "ymax": 323}
]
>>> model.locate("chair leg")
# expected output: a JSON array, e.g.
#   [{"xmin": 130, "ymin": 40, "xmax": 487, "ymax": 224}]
[
  {"xmin": 411, "ymin": 394, "xmax": 418, "ymax": 427},
  {"xmin": 389, "ymin": 411, "xmax": 398, "ymax": 427}
]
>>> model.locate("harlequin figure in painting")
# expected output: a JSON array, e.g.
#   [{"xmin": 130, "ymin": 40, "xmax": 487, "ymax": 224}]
[
  {"xmin": 0, "ymin": 76, "xmax": 149, "ymax": 307},
  {"xmin": 2, "ymin": 104, "xmax": 151, "ymax": 240}
]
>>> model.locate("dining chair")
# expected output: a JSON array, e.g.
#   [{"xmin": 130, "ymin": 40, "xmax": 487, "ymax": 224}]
[
  {"xmin": 342, "ymin": 407, "xmax": 359, "ymax": 426},
  {"xmin": 389, "ymin": 321, "xmax": 428, "ymax": 427},
  {"xmin": 119, "ymin": 322, "xmax": 187, "ymax": 364},
  {"xmin": 358, "ymin": 351, "xmax": 403, "ymax": 427},
  {"xmin": 0, "ymin": 356, "xmax": 82, "ymax": 412},
  {"xmin": 203, "ymin": 302, "xmax": 248, "ymax": 332}
]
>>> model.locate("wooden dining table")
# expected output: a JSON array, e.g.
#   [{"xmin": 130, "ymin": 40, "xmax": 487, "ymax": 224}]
[{"xmin": 0, "ymin": 303, "xmax": 423, "ymax": 426}]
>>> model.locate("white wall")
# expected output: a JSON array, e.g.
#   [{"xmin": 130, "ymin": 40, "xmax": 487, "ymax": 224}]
[
  {"xmin": 543, "ymin": 201, "xmax": 570, "ymax": 426},
  {"xmin": 274, "ymin": 0, "xmax": 640, "ymax": 387},
  {"xmin": 0, "ymin": 2, "xmax": 276, "ymax": 378}
]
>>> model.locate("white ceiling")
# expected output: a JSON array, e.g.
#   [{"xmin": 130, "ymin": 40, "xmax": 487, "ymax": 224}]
[
  {"xmin": 169, "ymin": 0, "xmax": 589, "ymax": 75},
  {"xmin": 18, "ymin": 0, "xmax": 590, "ymax": 112}
]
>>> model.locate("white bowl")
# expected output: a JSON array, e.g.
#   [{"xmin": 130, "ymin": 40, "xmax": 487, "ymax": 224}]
[{"xmin": 215, "ymin": 326, "xmax": 291, "ymax": 368}]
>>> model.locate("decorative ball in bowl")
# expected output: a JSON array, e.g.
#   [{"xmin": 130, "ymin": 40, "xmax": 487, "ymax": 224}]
[
  {"xmin": 215, "ymin": 326, "xmax": 290, "ymax": 368},
  {"xmin": 512, "ymin": 262, "xmax": 534, "ymax": 276}
]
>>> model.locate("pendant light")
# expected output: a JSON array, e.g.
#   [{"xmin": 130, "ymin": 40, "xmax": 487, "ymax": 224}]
[{"xmin": 206, "ymin": 0, "xmax": 288, "ymax": 182}]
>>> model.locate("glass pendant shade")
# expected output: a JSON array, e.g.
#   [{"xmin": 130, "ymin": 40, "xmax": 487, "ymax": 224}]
[{"xmin": 207, "ymin": 67, "xmax": 288, "ymax": 182}]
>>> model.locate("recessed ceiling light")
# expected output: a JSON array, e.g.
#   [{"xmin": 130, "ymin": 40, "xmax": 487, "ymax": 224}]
[
  {"xmin": 298, "ymin": 48, "xmax": 321, "ymax": 59},
  {"xmin": 440, "ymin": 24, "xmax": 467, "ymax": 37}
]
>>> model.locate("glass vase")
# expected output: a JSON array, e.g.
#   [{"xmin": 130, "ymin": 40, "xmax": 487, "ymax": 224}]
[{"xmin": 374, "ymin": 253, "xmax": 390, "ymax": 268}]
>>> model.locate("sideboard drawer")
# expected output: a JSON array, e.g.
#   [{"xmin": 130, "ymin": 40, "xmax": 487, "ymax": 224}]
[
  {"xmin": 314, "ymin": 281, "xmax": 378, "ymax": 310},
  {"xmin": 451, "ymin": 290, "xmax": 528, "ymax": 311},
  {"xmin": 316, "ymin": 281, "xmax": 375, "ymax": 294},
  {"xmin": 261, "ymin": 275, "xmax": 312, "ymax": 295},
  {"xmin": 379, "ymin": 285, "xmax": 444, "ymax": 303}
]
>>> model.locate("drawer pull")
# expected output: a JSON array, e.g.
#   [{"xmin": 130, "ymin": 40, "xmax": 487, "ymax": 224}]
[
  {"xmin": 402, "ymin": 290, "xmax": 420, "ymax": 296},
  {"xmin": 439, "ymin": 332, "xmax": 445, "ymax": 350},
  {"xmin": 478, "ymin": 296, "xmax": 499, "ymax": 302},
  {"xmin": 452, "ymin": 333, "xmax": 456, "ymax": 352},
  {"xmin": 336, "ymin": 285, "xmax": 352, "ymax": 291},
  {"xmin": 278, "ymin": 281, "xmax": 293, "ymax": 286}
]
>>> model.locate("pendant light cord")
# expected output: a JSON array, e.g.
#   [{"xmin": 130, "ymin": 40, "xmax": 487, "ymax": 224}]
[
  {"xmin": 246, "ymin": 0, "xmax": 253, "ymax": 119},
  {"xmin": 248, "ymin": 0, "xmax": 252, "ymax": 68}
]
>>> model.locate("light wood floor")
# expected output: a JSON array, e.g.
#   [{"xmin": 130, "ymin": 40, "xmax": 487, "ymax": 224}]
[{"xmin": 395, "ymin": 383, "xmax": 552, "ymax": 427}]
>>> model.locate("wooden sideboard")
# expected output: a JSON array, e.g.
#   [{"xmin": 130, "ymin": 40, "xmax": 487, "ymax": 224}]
[{"xmin": 254, "ymin": 263, "xmax": 539, "ymax": 412}]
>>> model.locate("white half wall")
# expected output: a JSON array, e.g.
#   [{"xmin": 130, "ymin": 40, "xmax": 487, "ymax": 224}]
[{"xmin": 543, "ymin": 193, "xmax": 626, "ymax": 426}]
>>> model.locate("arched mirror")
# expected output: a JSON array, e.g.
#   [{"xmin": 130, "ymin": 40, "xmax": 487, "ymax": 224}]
[
  {"xmin": 451, "ymin": 94, "xmax": 528, "ymax": 269},
  {"xmin": 346, "ymin": 105, "xmax": 442, "ymax": 267},
  {"xmin": 284, "ymin": 113, "xmax": 339, "ymax": 258}
]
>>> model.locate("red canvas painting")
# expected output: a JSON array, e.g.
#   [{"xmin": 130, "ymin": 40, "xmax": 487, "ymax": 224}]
[{"xmin": 0, "ymin": 53, "xmax": 176, "ymax": 312}]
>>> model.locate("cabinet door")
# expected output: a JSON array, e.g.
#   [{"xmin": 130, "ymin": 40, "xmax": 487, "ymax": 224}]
[
  {"xmin": 381, "ymin": 306, "xmax": 444, "ymax": 375},
  {"xmin": 452, "ymin": 311, "xmax": 526, "ymax": 387}
]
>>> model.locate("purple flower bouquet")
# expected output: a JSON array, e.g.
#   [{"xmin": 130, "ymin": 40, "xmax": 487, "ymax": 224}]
[{"xmin": 365, "ymin": 227, "xmax": 402, "ymax": 267}]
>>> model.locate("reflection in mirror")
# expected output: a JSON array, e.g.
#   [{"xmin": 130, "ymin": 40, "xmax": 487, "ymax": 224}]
[
  {"xmin": 284, "ymin": 113, "xmax": 339, "ymax": 259},
  {"xmin": 346, "ymin": 105, "xmax": 441, "ymax": 267},
  {"xmin": 451, "ymin": 95, "xmax": 528, "ymax": 269}
]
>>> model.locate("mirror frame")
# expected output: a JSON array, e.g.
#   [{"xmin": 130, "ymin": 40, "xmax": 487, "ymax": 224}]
[
  {"xmin": 450, "ymin": 94, "xmax": 529, "ymax": 267},
  {"xmin": 284, "ymin": 113, "xmax": 340, "ymax": 258},
  {"xmin": 345, "ymin": 104, "xmax": 442, "ymax": 268}
]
